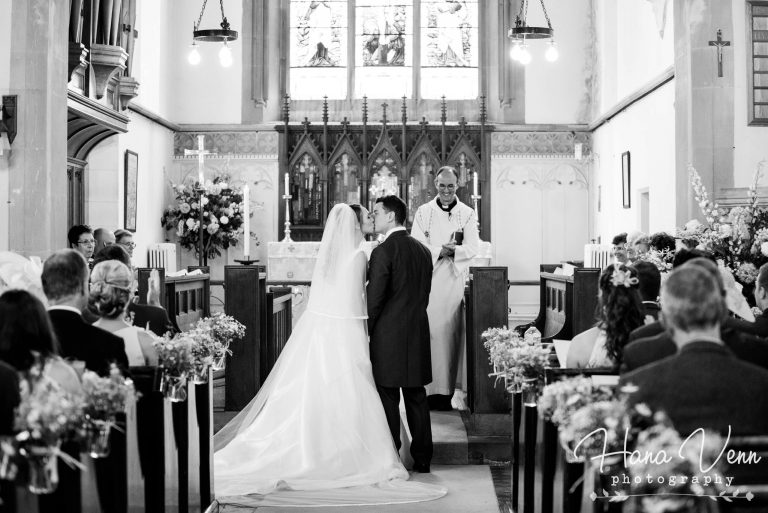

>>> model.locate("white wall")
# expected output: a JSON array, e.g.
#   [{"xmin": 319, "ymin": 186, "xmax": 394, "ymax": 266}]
[
  {"xmin": 0, "ymin": 0, "xmax": 12, "ymax": 250},
  {"xmin": 733, "ymin": 0, "xmax": 768, "ymax": 187},
  {"xmin": 132, "ymin": 0, "xmax": 174, "ymax": 118},
  {"xmin": 591, "ymin": 80, "xmax": 676, "ymax": 242},
  {"xmin": 524, "ymin": 0, "xmax": 593, "ymax": 124}
]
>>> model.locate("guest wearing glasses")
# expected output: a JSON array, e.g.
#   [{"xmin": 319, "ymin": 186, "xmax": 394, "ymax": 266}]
[
  {"xmin": 114, "ymin": 229, "xmax": 135, "ymax": 258},
  {"xmin": 411, "ymin": 166, "xmax": 479, "ymax": 411},
  {"xmin": 68, "ymin": 224, "xmax": 96, "ymax": 267}
]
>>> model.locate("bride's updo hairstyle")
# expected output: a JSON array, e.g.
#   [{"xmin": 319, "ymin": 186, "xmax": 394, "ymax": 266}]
[
  {"xmin": 89, "ymin": 260, "xmax": 134, "ymax": 319},
  {"xmin": 598, "ymin": 263, "xmax": 644, "ymax": 364},
  {"xmin": 349, "ymin": 204, "xmax": 365, "ymax": 230}
]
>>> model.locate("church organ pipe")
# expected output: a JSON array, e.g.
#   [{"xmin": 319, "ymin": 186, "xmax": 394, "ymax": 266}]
[
  {"xmin": 440, "ymin": 96, "xmax": 447, "ymax": 161},
  {"xmin": 70, "ymin": 0, "xmax": 85, "ymax": 42},
  {"xmin": 110, "ymin": 0, "xmax": 123, "ymax": 45}
]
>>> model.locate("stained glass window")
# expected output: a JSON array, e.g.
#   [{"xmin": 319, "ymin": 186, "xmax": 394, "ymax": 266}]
[
  {"xmin": 329, "ymin": 153, "xmax": 362, "ymax": 205},
  {"xmin": 355, "ymin": 0, "xmax": 413, "ymax": 98},
  {"xmin": 450, "ymin": 152, "xmax": 475, "ymax": 206},
  {"xmin": 368, "ymin": 150, "xmax": 400, "ymax": 209},
  {"xmin": 290, "ymin": 0, "xmax": 348, "ymax": 99},
  {"xmin": 420, "ymin": 0, "xmax": 479, "ymax": 99},
  {"xmin": 407, "ymin": 152, "xmax": 438, "ymax": 222},
  {"xmin": 291, "ymin": 153, "xmax": 324, "ymax": 225}
]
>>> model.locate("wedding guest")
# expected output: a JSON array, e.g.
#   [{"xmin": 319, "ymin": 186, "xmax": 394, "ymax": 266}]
[
  {"xmin": 89, "ymin": 261, "xmax": 158, "ymax": 366},
  {"xmin": 629, "ymin": 232, "xmax": 650, "ymax": 258},
  {"xmin": 0, "ymin": 360, "xmax": 18, "ymax": 435},
  {"xmin": 621, "ymin": 266, "xmax": 768, "ymax": 435},
  {"xmin": 633, "ymin": 261, "xmax": 661, "ymax": 322},
  {"xmin": 93, "ymin": 227, "xmax": 116, "ymax": 254},
  {"xmin": 622, "ymin": 258, "xmax": 768, "ymax": 373},
  {"xmin": 114, "ymin": 229, "xmax": 135, "ymax": 259},
  {"xmin": 742, "ymin": 262, "xmax": 768, "ymax": 337},
  {"xmin": 0, "ymin": 290, "xmax": 81, "ymax": 394},
  {"xmin": 42, "ymin": 249, "xmax": 128, "ymax": 376},
  {"xmin": 92, "ymin": 245, "xmax": 176, "ymax": 336},
  {"xmin": 566, "ymin": 264, "xmax": 644, "ymax": 368},
  {"xmin": 611, "ymin": 233, "xmax": 629, "ymax": 264},
  {"xmin": 649, "ymin": 231, "xmax": 676, "ymax": 254},
  {"xmin": 67, "ymin": 224, "xmax": 95, "ymax": 268}
]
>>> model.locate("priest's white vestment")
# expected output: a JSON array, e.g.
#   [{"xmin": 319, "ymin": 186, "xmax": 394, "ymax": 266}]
[{"xmin": 411, "ymin": 198, "xmax": 479, "ymax": 396}]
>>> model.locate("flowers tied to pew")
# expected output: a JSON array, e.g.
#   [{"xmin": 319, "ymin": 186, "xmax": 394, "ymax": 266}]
[
  {"xmin": 482, "ymin": 326, "xmax": 550, "ymax": 393},
  {"xmin": 161, "ymin": 173, "xmax": 258, "ymax": 261},
  {"xmin": 81, "ymin": 365, "xmax": 139, "ymax": 458}
]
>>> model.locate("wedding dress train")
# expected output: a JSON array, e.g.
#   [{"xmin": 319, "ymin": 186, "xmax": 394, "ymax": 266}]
[{"xmin": 213, "ymin": 205, "xmax": 446, "ymax": 507}]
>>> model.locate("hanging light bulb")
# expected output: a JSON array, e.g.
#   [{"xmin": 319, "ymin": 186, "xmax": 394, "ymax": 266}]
[
  {"xmin": 545, "ymin": 41, "xmax": 559, "ymax": 62},
  {"xmin": 509, "ymin": 41, "xmax": 523, "ymax": 62},
  {"xmin": 518, "ymin": 44, "xmax": 532, "ymax": 65},
  {"xmin": 188, "ymin": 42, "xmax": 201, "ymax": 65},
  {"xmin": 219, "ymin": 41, "xmax": 233, "ymax": 67}
]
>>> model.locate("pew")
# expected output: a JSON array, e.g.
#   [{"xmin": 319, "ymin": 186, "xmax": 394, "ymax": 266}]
[
  {"xmin": 137, "ymin": 267, "xmax": 211, "ymax": 333},
  {"xmin": 526, "ymin": 265, "xmax": 600, "ymax": 341},
  {"xmin": 722, "ymin": 436, "xmax": 768, "ymax": 512}
]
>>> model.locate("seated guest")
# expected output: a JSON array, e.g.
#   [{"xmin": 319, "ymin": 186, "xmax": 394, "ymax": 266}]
[
  {"xmin": 90, "ymin": 261, "xmax": 158, "ymax": 366},
  {"xmin": 629, "ymin": 233, "xmax": 650, "ymax": 259},
  {"xmin": 93, "ymin": 227, "xmax": 115, "ymax": 254},
  {"xmin": 622, "ymin": 258, "xmax": 768, "ymax": 373},
  {"xmin": 566, "ymin": 264, "xmax": 644, "ymax": 368},
  {"xmin": 0, "ymin": 290, "xmax": 81, "ymax": 394},
  {"xmin": 745, "ymin": 262, "xmax": 768, "ymax": 337},
  {"xmin": 42, "ymin": 249, "xmax": 128, "ymax": 375},
  {"xmin": 649, "ymin": 231, "xmax": 676, "ymax": 254},
  {"xmin": 621, "ymin": 266, "xmax": 768, "ymax": 435},
  {"xmin": 0, "ymin": 360, "xmax": 18, "ymax": 435},
  {"xmin": 92, "ymin": 245, "xmax": 175, "ymax": 336},
  {"xmin": 67, "ymin": 224, "xmax": 95, "ymax": 269},
  {"xmin": 611, "ymin": 232, "xmax": 628, "ymax": 264},
  {"xmin": 633, "ymin": 261, "xmax": 661, "ymax": 322},
  {"xmin": 114, "ymin": 229, "xmax": 135, "ymax": 259}
]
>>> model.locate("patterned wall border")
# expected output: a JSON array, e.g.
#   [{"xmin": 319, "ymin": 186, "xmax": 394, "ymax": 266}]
[
  {"xmin": 491, "ymin": 132, "xmax": 592, "ymax": 158},
  {"xmin": 174, "ymin": 131, "xmax": 279, "ymax": 158}
]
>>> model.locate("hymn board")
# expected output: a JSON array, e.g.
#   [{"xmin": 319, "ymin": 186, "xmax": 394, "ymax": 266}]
[{"xmin": 277, "ymin": 96, "xmax": 491, "ymax": 241}]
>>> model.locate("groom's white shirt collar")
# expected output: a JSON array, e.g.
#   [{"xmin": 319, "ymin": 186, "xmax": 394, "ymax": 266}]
[{"xmin": 381, "ymin": 226, "xmax": 406, "ymax": 242}]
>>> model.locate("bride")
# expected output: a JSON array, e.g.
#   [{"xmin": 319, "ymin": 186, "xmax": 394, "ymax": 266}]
[{"xmin": 213, "ymin": 204, "xmax": 446, "ymax": 505}]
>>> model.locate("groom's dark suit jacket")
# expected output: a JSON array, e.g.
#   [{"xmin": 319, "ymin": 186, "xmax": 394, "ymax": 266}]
[{"xmin": 367, "ymin": 230, "xmax": 433, "ymax": 388}]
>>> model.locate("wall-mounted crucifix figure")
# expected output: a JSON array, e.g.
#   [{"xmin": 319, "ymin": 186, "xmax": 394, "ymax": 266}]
[{"xmin": 708, "ymin": 29, "xmax": 731, "ymax": 78}]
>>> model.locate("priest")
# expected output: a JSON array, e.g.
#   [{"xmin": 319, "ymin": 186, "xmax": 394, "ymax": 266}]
[{"xmin": 411, "ymin": 166, "xmax": 479, "ymax": 410}]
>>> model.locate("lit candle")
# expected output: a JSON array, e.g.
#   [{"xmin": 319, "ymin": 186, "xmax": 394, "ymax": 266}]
[
  {"xmin": 242, "ymin": 184, "xmax": 250, "ymax": 258},
  {"xmin": 473, "ymin": 171, "xmax": 479, "ymax": 196},
  {"xmin": 284, "ymin": 172, "xmax": 290, "ymax": 194}
]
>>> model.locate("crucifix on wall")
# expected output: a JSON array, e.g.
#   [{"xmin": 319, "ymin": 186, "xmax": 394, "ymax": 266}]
[{"xmin": 708, "ymin": 29, "xmax": 731, "ymax": 78}]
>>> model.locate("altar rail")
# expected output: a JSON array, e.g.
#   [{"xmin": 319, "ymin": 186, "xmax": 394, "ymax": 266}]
[
  {"xmin": 137, "ymin": 267, "xmax": 211, "ymax": 333},
  {"xmin": 4, "ymin": 368, "xmax": 214, "ymax": 513}
]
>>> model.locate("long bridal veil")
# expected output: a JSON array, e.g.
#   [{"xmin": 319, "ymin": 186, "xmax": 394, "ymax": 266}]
[{"xmin": 212, "ymin": 204, "xmax": 446, "ymax": 508}]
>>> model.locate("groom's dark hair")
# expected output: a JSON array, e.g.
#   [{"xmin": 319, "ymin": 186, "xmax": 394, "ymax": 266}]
[{"xmin": 376, "ymin": 196, "xmax": 407, "ymax": 226}]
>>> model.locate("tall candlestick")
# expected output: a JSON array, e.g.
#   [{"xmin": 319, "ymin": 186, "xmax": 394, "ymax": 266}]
[
  {"xmin": 473, "ymin": 171, "xmax": 479, "ymax": 196},
  {"xmin": 242, "ymin": 185, "xmax": 250, "ymax": 258},
  {"xmin": 284, "ymin": 172, "xmax": 289, "ymax": 193}
]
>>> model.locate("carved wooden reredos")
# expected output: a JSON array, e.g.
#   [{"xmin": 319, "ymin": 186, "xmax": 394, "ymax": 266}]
[{"xmin": 278, "ymin": 95, "xmax": 492, "ymax": 241}]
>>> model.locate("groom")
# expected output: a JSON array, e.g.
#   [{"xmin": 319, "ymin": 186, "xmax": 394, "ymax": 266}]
[{"xmin": 367, "ymin": 195, "xmax": 434, "ymax": 472}]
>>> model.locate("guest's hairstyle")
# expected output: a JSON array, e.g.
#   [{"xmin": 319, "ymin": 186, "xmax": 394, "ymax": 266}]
[
  {"xmin": 42, "ymin": 249, "xmax": 89, "ymax": 301},
  {"xmin": 89, "ymin": 260, "xmax": 134, "ymax": 320},
  {"xmin": 661, "ymin": 266, "xmax": 724, "ymax": 332},
  {"xmin": 113, "ymin": 229, "xmax": 132, "ymax": 244},
  {"xmin": 597, "ymin": 264, "xmax": 644, "ymax": 364},
  {"xmin": 375, "ymin": 196, "xmax": 407, "ymax": 226},
  {"xmin": 672, "ymin": 248, "xmax": 715, "ymax": 269},
  {"xmin": 435, "ymin": 166, "xmax": 459, "ymax": 181},
  {"xmin": 93, "ymin": 227, "xmax": 112, "ymax": 240},
  {"xmin": 682, "ymin": 257, "xmax": 725, "ymax": 296},
  {"xmin": 611, "ymin": 232, "xmax": 627, "ymax": 246},
  {"xmin": 627, "ymin": 231, "xmax": 647, "ymax": 246},
  {"xmin": 649, "ymin": 232, "xmax": 676, "ymax": 253},
  {"xmin": 758, "ymin": 263, "xmax": 768, "ymax": 293},
  {"xmin": 0, "ymin": 290, "xmax": 60, "ymax": 371},
  {"xmin": 67, "ymin": 224, "xmax": 92, "ymax": 246},
  {"xmin": 348, "ymin": 204, "xmax": 365, "ymax": 227},
  {"xmin": 633, "ymin": 261, "xmax": 661, "ymax": 302},
  {"xmin": 633, "ymin": 235, "xmax": 650, "ymax": 248},
  {"xmin": 92, "ymin": 244, "xmax": 131, "ymax": 267}
]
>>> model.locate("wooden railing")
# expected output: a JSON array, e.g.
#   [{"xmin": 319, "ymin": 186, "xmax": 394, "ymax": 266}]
[
  {"xmin": 137, "ymin": 267, "xmax": 211, "ymax": 333},
  {"xmin": 265, "ymin": 288, "xmax": 293, "ymax": 378}
]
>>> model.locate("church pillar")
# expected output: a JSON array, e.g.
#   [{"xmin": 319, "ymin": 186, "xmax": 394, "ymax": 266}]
[
  {"xmin": 7, "ymin": 0, "xmax": 69, "ymax": 257},
  {"xmin": 674, "ymin": 0, "xmax": 734, "ymax": 224},
  {"xmin": 241, "ymin": 0, "xmax": 284, "ymax": 123}
]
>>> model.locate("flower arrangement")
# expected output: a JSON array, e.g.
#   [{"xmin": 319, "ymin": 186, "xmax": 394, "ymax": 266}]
[
  {"xmin": 161, "ymin": 174, "xmax": 257, "ymax": 262},
  {"xmin": 559, "ymin": 399, "xmax": 628, "ymax": 460},
  {"xmin": 194, "ymin": 313, "xmax": 245, "ymax": 372},
  {"xmin": 81, "ymin": 365, "xmax": 137, "ymax": 421},
  {"xmin": 482, "ymin": 326, "xmax": 550, "ymax": 393},
  {"xmin": 14, "ymin": 377, "xmax": 85, "ymax": 448},
  {"xmin": 635, "ymin": 248, "xmax": 674, "ymax": 273},
  {"xmin": 680, "ymin": 164, "xmax": 768, "ymax": 293},
  {"xmin": 152, "ymin": 333, "xmax": 195, "ymax": 378},
  {"xmin": 538, "ymin": 376, "xmax": 616, "ymax": 427}
]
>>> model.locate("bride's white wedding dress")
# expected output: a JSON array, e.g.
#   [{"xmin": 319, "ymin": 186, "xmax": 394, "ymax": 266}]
[{"xmin": 213, "ymin": 205, "xmax": 446, "ymax": 507}]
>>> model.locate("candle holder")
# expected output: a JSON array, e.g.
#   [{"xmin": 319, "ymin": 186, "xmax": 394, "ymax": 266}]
[
  {"xmin": 281, "ymin": 193, "xmax": 294, "ymax": 242},
  {"xmin": 196, "ymin": 185, "xmax": 206, "ymax": 267},
  {"xmin": 234, "ymin": 259, "xmax": 259, "ymax": 266},
  {"xmin": 471, "ymin": 194, "xmax": 481, "ymax": 228}
]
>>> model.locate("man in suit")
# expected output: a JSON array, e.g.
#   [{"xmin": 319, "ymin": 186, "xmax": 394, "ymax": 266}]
[
  {"xmin": 744, "ymin": 262, "xmax": 768, "ymax": 337},
  {"xmin": 633, "ymin": 261, "xmax": 661, "ymax": 322},
  {"xmin": 42, "ymin": 249, "xmax": 129, "ymax": 375},
  {"xmin": 620, "ymin": 266, "xmax": 768, "ymax": 436},
  {"xmin": 367, "ymin": 195, "xmax": 434, "ymax": 473}
]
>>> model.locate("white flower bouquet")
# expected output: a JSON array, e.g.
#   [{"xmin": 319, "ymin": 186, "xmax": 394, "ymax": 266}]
[{"xmin": 482, "ymin": 326, "xmax": 550, "ymax": 393}]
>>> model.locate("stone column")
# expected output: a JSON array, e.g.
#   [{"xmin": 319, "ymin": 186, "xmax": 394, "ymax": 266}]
[
  {"xmin": 8, "ymin": 0, "xmax": 69, "ymax": 258},
  {"xmin": 674, "ymin": 0, "xmax": 734, "ymax": 224}
]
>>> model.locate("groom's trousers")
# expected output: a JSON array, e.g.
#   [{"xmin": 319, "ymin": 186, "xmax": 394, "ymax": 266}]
[{"xmin": 376, "ymin": 385, "xmax": 433, "ymax": 466}]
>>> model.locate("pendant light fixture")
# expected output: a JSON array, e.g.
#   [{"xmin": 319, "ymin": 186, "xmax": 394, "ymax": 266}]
[
  {"xmin": 188, "ymin": 0, "xmax": 238, "ymax": 67},
  {"xmin": 508, "ymin": 0, "xmax": 558, "ymax": 65}
]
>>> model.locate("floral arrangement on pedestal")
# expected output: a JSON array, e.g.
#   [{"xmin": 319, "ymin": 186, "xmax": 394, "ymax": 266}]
[
  {"xmin": 161, "ymin": 174, "xmax": 256, "ymax": 263},
  {"xmin": 482, "ymin": 326, "xmax": 550, "ymax": 398},
  {"xmin": 81, "ymin": 365, "xmax": 138, "ymax": 458},
  {"xmin": 679, "ymin": 164, "xmax": 768, "ymax": 298}
]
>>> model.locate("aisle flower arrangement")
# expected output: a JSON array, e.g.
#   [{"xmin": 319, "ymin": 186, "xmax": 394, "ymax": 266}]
[
  {"xmin": 153, "ymin": 333, "xmax": 196, "ymax": 401},
  {"xmin": 194, "ymin": 313, "xmax": 245, "ymax": 371},
  {"xmin": 679, "ymin": 164, "xmax": 768, "ymax": 291},
  {"xmin": 187, "ymin": 328, "xmax": 218, "ymax": 383},
  {"xmin": 81, "ymin": 365, "xmax": 137, "ymax": 458},
  {"xmin": 537, "ymin": 376, "xmax": 615, "ymax": 427},
  {"xmin": 161, "ymin": 174, "xmax": 254, "ymax": 262},
  {"xmin": 482, "ymin": 326, "xmax": 550, "ymax": 394}
]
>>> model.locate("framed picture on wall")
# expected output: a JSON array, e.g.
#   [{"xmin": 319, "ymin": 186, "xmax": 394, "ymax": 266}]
[
  {"xmin": 124, "ymin": 150, "xmax": 138, "ymax": 231},
  {"xmin": 621, "ymin": 151, "xmax": 631, "ymax": 209}
]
